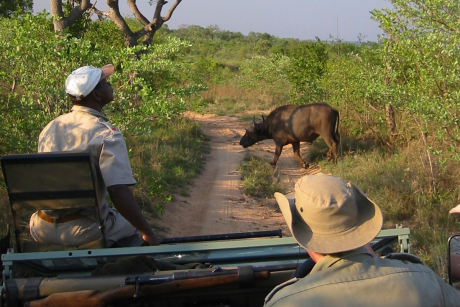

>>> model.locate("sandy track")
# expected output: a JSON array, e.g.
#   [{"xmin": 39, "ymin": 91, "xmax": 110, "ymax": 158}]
[{"xmin": 154, "ymin": 113, "xmax": 320, "ymax": 239}]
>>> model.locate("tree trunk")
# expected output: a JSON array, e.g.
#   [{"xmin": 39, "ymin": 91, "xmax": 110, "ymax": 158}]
[
  {"xmin": 386, "ymin": 104, "xmax": 396, "ymax": 143},
  {"xmin": 50, "ymin": 0, "xmax": 92, "ymax": 32}
]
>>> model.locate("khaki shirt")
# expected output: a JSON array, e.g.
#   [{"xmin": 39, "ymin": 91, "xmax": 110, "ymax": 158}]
[
  {"xmin": 265, "ymin": 247, "xmax": 460, "ymax": 307},
  {"xmin": 38, "ymin": 106, "xmax": 136, "ymax": 221}
]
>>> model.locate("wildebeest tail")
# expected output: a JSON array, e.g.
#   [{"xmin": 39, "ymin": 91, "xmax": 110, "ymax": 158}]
[{"xmin": 334, "ymin": 109, "xmax": 340, "ymax": 144}]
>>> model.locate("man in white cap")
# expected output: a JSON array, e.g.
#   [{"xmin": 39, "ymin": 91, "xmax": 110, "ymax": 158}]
[
  {"xmin": 265, "ymin": 173, "xmax": 460, "ymax": 306},
  {"xmin": 29, "ymin": 64, "xmax": 160, "ymax": 247}
]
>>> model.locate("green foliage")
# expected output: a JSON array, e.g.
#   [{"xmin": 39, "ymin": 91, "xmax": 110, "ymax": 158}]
[
  {"xmin": 321, "ymin": 42, "xmax": 388, "ymax": 134},
  {"xmin": 238, "ymin": 155, "xmax": 285, "ymax": 198},
  {"xmin": 0, "ymin": 13, "xmax": 66, "ymax": 154},
  {"xmin": 0, "ymin": 0, "xmax": 32, "ymax": 17},
  {"xmin": 61, "ymin": 1, "xmax": 93, "ymax": 39},
  {"xmin": 237, "ymin": 54, "xmax": 291, "ymax": 101},
  {"xmin": 287, "ymin": 39, "xmax": 329, "ymax": 103},
  {"xmin": 82, "ymin": 19, "xmax": 126, "ymax": 50},
  {"xmin": 0, "ymin": 13, "xmax": 206, "ymax": 155},
  {"xmin": 371, "ymin": 0, "xmax": 460, "ymax": 161}
]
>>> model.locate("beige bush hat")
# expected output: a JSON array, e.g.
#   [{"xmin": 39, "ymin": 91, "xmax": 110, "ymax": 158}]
[
  {"xmin": 65, "ymin": 64, "xmax": 114, "ymax": 100},
  {"xmin": 274, "ymin": 173, "xmax": 383, "ymax": 254}
]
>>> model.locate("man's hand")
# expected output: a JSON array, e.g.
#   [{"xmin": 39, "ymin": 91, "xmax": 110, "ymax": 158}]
[{"xmin": 142, "ymin": 233, "xmax": 161, "ymax": 246}]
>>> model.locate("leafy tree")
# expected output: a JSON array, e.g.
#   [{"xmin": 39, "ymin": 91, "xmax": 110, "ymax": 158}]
[
  {"xmin": 255, "ymin": 39, "xmax": 272, "ymax": 55},
  {"xmin": 0, "ymin": 0, "xmax": 32, "ymax": 17},
  {"xmin": 205, "ymin": 24, "xmax": 220, "ymax": 40}
]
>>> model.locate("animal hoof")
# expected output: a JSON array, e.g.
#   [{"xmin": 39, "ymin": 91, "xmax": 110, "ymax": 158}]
[{"xmin": 302, "ymin": 162, "xmax": 309, "ymax": 169}]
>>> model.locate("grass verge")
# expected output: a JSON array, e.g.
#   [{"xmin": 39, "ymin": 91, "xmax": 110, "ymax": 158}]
[
  {"xmin": 238, "ymin": 155, "xmax": 286, "ymax": 199},
  {"xmin": 127, "ymin": 116, "xmax": 209, "ymax": 217}
]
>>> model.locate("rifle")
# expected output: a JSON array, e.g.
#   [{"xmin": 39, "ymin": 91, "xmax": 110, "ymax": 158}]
[{"xmin": 19, "ymin": 264, "xmax": 299, "ymax": 307}]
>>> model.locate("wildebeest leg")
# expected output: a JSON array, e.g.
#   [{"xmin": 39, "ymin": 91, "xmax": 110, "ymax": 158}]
[
  {"xmin": 271, "ymin": 144, "xmax": 283, "ymax": 165},
  {"xmin": 327, "ymin": 141, "xmax": 338, "ymax": 164},
  {"xmin": 323, "ymin": 136, "xmax": 338, "ymax": 164},
  {"xmin": 292, "ymin": 142, "xmax": 308, "ymax": 168}
]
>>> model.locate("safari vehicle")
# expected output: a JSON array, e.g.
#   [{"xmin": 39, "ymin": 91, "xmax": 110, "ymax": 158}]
[{"xmin": 0, "ymin": 151, "xmax": 412, "ymax": 307}]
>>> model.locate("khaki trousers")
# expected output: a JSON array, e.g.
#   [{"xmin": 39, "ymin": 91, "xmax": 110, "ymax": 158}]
[{"xmin": 30, "ymin": 208, "xmax": 143, "ymax": 247}]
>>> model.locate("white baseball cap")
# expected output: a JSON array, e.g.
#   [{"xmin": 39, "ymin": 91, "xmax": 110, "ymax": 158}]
[{"xmin": 65, "ymin": 64, "xmax": 114, "ymax": 100}]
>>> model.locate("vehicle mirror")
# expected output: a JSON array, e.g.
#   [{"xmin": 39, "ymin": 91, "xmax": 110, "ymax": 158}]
[{"xmin": 448, "ymin": 234, "xmax": 460, "ymax": 287}]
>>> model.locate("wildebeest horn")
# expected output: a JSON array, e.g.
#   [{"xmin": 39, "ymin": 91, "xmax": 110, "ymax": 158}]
[
  {"xmin": 253, "ymin": 116, "xmax": 256, "ymax": 126},
  {"xmin": 262, "ymin": 115, "xmax": 265, "ymax": 121}
]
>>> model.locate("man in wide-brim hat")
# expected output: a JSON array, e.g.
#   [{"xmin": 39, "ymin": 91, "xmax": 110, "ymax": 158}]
[{"xmin": 264, "ymin": 173, "xmax": 460, "ymax": 307}]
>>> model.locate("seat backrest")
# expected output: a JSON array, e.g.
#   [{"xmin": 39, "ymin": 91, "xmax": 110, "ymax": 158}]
[{"xmin": 1, "ymin": 151, "xmax": 106, "ymax": 252}]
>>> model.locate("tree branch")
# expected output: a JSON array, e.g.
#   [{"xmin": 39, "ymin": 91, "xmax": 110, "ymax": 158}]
[
  {"xmin": 162, "ymin": 0, "xmax": 182, "ymax": 22},
  {"xmin": 106, "ymin": 0, "xmax": 137, "ymax": 46},
  {"xmin": 132, "ymin": 0, "xmax": 183, "ymax": 46},
  {"xmin": 90, "ymin": 5, "xmax": 110, "ymax": 20},
  {"xmin": 127, "ymin": 0, "xmax": 149, "ymax": 25}
]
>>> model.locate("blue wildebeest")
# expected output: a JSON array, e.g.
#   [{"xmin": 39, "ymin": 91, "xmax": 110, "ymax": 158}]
[{"xmin": 239, "ymin": 103, "xmax": 340, "ymax": 168}]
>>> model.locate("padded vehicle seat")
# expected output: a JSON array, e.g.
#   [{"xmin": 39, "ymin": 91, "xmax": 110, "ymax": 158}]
[{"xmin": 1, "ymin": 151, "xmax": 108, "ymax": 253}]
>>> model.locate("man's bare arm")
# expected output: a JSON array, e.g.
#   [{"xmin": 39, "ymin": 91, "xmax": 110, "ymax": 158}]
[{"xmin": 107, "ymin": 184, "xmax": 160, "ymax": 246}]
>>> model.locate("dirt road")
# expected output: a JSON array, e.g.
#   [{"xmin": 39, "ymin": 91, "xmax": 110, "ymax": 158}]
[{"xmin": 154, "ymin": 113, "xmax": 319, "ymax": 239}]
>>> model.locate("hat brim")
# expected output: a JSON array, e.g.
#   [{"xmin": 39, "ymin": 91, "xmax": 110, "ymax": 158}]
[
  {"xmin": 450, "ymin": 205, "xmax": 460, "ymax": 214},
  {"xmin": 100, "ymin": 64, "xmax": 114, "ymax": 81},
  {"xmin": 275, "ymin": 184, "xmax": 383, "ymax": 254}
]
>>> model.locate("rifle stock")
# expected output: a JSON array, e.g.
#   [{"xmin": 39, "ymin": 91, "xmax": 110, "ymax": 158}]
[{"xmin": 25, "ymin": 271, "xmax": 270, "ymax": 307}]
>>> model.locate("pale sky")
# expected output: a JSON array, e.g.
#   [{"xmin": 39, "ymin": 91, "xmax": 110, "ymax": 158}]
[{"xmin": 34, "ymin": 0, "xmax": 393, "ymax": 42}]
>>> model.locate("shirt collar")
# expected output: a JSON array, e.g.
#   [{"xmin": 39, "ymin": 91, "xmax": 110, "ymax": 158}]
[
  {"xmin": 71, "ymin": 105, "xmax": 108, "ymax": 121},
  {"xmin": 310, "ymin": 246, "xmax": 373, "ymax": 274}
]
